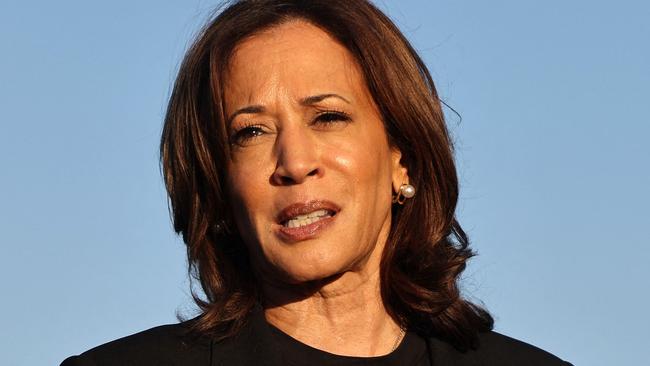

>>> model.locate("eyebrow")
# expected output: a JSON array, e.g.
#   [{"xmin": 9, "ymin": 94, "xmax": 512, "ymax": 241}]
[
  {"xmin": 227, "ymin": 93, "xmax": 350, "ymax": 125},
  {"xmin": 227, "ymin": 105, "xmax": 264, "ymax": 126},
  {"xmin": 300, "ymin": 93, "xmax": 350, "ymax": 106}
]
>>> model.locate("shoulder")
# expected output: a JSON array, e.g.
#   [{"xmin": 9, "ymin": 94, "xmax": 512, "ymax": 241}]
[
  {"xmin": 428, "ymin": 331, "xmax": 572, "ymax": 366},
  {"xmin": 60, "ymin": 321, "xmax": 211, "ymax": 366}
]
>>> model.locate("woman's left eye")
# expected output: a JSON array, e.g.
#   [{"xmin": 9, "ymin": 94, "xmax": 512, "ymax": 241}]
[{"xmin": 313, "ymin": 111, "xmax": 352, "ymax": 125}]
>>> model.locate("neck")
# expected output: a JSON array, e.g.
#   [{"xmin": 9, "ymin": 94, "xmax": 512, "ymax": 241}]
[{"xmin": 262, "ymin": 265, "xmax": 403, "ymax": 357}]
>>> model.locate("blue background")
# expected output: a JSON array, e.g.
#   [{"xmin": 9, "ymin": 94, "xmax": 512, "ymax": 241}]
[{"xmin": 1, "ymin": 1, "xmax": 648, "ymax": 365}]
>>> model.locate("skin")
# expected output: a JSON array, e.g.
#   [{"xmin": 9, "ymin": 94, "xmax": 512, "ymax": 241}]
[{"xmin": 224, "ymin": 20, "xmax": 410, "ymax": 356}]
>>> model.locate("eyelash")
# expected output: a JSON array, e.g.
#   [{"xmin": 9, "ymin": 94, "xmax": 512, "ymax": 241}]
[
  {"xmin": 313, "ymin": 110, "xmax": 352, "ymax": 125},
  {"xmin": 230, "ymin": 123, "xmax": 265, "ymax": 146},
  {"xmin": 230, "ymin": 110, "xmax": 352, "ymax": 146}
]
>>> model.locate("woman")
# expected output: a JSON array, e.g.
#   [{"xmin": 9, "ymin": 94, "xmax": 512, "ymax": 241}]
[{"xmin": 62, "ymin": 0, "xmax": 571, "ymax": 365}]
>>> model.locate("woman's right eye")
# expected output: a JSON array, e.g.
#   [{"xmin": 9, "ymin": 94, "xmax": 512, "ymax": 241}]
[{"xmin": 230, "ymin": 125, "xmax": 265, "ymax": 146}]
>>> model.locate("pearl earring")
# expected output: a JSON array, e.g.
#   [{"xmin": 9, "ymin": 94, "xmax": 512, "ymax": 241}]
[{"xmin": 393, "ymin": 183, "xmax": 415, "ymax": 205}]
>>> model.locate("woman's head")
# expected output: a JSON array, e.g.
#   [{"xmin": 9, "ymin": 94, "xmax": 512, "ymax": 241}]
[
  {"xmin": 161, "ymin": 0, "xmax": 492, "ymax": 349},
  {"xmin": 225, "ymin": 20, "xmax": 407, "ymax": 285}
]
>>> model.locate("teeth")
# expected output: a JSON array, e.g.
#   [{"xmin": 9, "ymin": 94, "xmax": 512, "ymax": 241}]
[{"xmin": 284, "ymin": 209, "xmax": 332, "ymax": 228}]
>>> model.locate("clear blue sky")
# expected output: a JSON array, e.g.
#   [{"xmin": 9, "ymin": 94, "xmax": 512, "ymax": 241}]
[{"xmin": 1, "ymin": 1, "xmax": 648, "ymax": 365}]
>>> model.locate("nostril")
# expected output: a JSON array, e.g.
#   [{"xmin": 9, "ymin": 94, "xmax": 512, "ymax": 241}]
[
  {"xmin": 272, "ymin": 165, "xmax": 321, "ymax": 186},
  {"xmin": 280, "ymin": 176, "xmax": 295, "ymax": 185}
]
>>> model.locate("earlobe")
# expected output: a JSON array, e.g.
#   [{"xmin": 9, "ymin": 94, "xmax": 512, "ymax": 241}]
[
  {"xmin": 390, "ymin": 147, "xmax": 409, "ymax": 193},
  {"xmin": 390, "ymin": 147, "xmax": 415, "ymax": 204}
]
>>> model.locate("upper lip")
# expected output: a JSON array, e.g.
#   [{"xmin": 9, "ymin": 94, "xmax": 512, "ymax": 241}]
[{"xmin": 276, "ymin": 200, "xmax": 340, "ymax": 224}]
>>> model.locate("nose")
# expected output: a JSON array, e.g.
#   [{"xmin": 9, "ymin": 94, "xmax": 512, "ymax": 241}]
[{"xmin": 271, "ymin": 126, "xmax": 322, "ymax": 185}]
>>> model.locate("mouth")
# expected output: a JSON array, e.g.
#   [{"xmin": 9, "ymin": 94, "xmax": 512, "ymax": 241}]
[
  {"xmin": 280, "ymin": 208, "xmax": 337, "ymax": 228},
  {"xmin": 275, "ymin": 200, "xmax": 340, "ymax": 242}
]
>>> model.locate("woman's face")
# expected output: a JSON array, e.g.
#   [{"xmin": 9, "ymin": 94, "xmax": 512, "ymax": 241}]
[{"xmin": 224, "ymin": 21, "xmax": 407, "ymax": 284}]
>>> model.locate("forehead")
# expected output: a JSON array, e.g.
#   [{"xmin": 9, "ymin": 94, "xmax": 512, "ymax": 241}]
[{"xmin": 225, "ymin": 20, "xmax": 368, "ymax": 107}]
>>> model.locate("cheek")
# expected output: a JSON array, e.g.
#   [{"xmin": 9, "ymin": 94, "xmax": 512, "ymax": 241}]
[
  {"xmin": 227, "ymin": 157, "xmax": 274, "ymax": 231},
  {"xmin": 228, "ymin": 146, "xmax": 275, "ymax": 197},
  {"xmin": 324, "ymin": 130, "xmax": 392, "ymax": 186}
]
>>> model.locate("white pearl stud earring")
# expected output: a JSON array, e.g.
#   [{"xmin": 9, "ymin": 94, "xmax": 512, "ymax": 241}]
[{"xmin": 393, "ymin": 183, "xmax": 415, "ymax": 205}]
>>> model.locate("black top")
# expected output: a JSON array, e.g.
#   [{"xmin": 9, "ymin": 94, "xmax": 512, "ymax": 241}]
[
  {"xmin": 267, "ymin": 322, "xmax": 429, "ymax": 365},
  {"xmin": 61, "ymin": 310, "xmax": 572, "ymax": 366}
]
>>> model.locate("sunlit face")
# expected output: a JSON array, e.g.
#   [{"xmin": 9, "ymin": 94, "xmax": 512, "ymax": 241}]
[{"xmin": 224, "ymin": 21, "xmax": 407, "ymax": 285}]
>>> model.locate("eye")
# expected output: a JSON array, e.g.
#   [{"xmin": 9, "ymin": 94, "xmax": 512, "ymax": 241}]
[
  {"xmin": 230, "ymin": 124, "xmax": 266, "ymax": 146},
  {"xmin": 313, "ymin": 110, "xmax": 352, "ymax": 127}
]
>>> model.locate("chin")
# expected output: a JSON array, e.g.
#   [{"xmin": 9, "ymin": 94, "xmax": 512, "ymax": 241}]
[
  {"xmin": 280, "ymin": 270, "xmax": 339, "ymax": 285},
  {"xmin": 265, "ymin": 248, "xmax": 354, "ymax": 285}
]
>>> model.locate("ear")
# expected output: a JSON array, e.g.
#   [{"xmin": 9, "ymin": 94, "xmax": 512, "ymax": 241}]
[{"xmin": 390, "ymin": 147, "xmax": 409, "ymax": 194}]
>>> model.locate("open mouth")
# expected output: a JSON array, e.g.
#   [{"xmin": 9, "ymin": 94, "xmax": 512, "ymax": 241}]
[
  {"xmin": 275, "ymin": 200, "xmax": 341, "ymax": 240},
  {"xmin": 281, "ymin": 209, "xmax": 337, "ymax": 228}
]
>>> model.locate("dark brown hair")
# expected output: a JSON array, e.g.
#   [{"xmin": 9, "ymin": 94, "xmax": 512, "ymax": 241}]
[{"xmin": 161, "ymin": 0, "xmax": 493, "ymax": 351}]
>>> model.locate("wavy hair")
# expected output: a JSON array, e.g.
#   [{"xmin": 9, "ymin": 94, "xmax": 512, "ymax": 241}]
[{"xmin": 160, "ymin": 0, "xmax": 493, "ymax": 351}]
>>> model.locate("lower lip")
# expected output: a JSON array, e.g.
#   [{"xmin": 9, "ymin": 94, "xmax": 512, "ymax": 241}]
[{"xmin": 276, "ymin": 215, "xmax": 336, "ymax": 243}]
